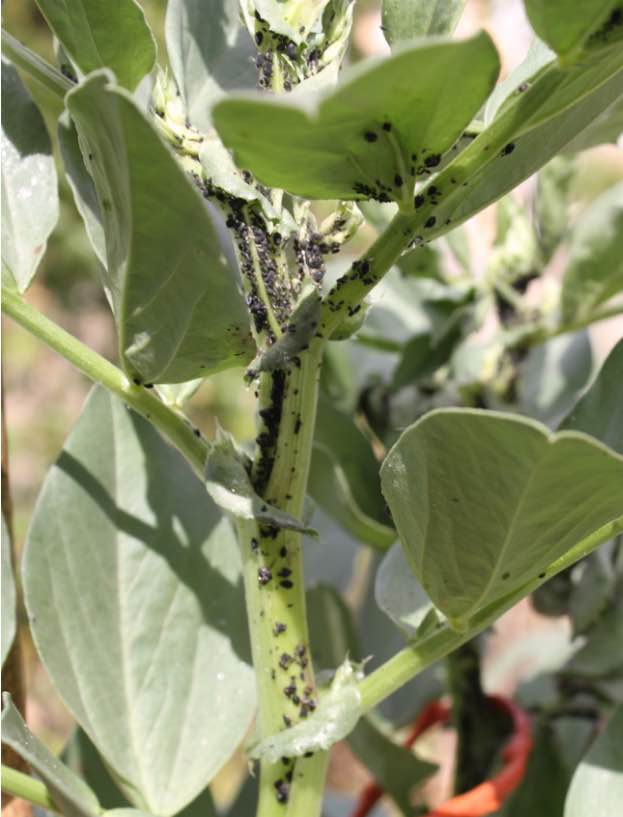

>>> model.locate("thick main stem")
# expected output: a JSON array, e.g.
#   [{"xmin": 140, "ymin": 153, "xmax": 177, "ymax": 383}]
[{"xmin": 240, "ymin": 341, "xmax": 325, "ymax": 816}]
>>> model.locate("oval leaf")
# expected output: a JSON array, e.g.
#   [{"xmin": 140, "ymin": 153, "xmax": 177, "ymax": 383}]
[
  {"xmin": 380, "ymin": 408, "xmax": 623, "ymax": 628},
  {"xmin": 34, "ymin": 0, "xmax": 156, "ymax": 90},
  {"xmin": 24, "ymin": 388, "xmax": 255, "ymax": 816},
  {"xmin": 213, "ymin": 33, "xmax": 500, "ymax": 201},
  {"xmin": 66, "ymin": 71, "xmax": 255, "ymax": 383},
  {"xmin": 165, "ymin": 0, "xmax": 256, "ymax": 132},
  {"xmin": 1, "ymin": 59, "xmax": 58, "ymax": 292}
]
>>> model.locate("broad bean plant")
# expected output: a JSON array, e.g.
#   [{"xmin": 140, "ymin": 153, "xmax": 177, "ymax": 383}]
[{"xmin": 2, "ymin": 1, "xmax": 623, "ymax": 816}]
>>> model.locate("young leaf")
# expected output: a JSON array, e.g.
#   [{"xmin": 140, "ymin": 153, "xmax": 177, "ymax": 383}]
[
  {"xmin": 523, "ymin": 0, "xmax": 623, "ymax": 58},
  {"xmin": 1, "ymin": 514, "xmax": 16, "ymax": 667},
  {"xmin": 564, "ymin": 705, "xmax": 623, "ymax": 817},
  {"xmin": 1, "ymin": 59, "xmax": 58, "ymax": 293},
  {"xmin": 1, "ymin": 693, "xmax": 101, "ymax": 817},
  {"xmin": 560, "ymin": 182, "xmax": 623, "ymax": 326},
  {"xmin": 34, "ymin": 0, "xmax": 156, "ymax": 89},
  {"xmin": 560, "ymin": 338, "xmax": 623, "ymax": 454},
  {"xmin": 66, "ymin": 71, "xmax": 255, "ymax": 384},
  {"xmin": 23, "ymin": 388, "xmax": 256, "ymax": 817},
  {"xmin": 382, "ymin": 0, "xmax": 466, "ymax": 46},
  {"xmin": 212, "ymin": 33, "xmax": 500, "ymax": 201},
  {"xmin": 165, "ymin": 0, "xmax": 256, "ymax": 132},
  {"xmin": 205, "ymin": 430, "xmax": 315, "ymax": 533},
  {"xmin": 380, "ymin": 408, "xmax": 623, "ymax": 629}
]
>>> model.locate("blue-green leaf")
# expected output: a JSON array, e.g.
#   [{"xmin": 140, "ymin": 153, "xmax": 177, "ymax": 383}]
[
  {"xmin": 1, "ymin": 59, "xmax": 58, "ymax": 292},
  {"xmin": 24, "ymin": 388, "xmax": 255, "ymax": 816},
  {"xmin": 165, "ymin": 0, "xmax": 256, "ymax": 132},
  {"xmin": 66, "ymin": 71, "xmax": 255, "ymax": 383},
  {"xmin": 380, "ymin": 408, "xmax": 623, "ymax": 629}
]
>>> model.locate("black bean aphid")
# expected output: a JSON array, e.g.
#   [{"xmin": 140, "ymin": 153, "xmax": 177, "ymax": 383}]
[
  {"xmin": 273, "ymin": 622, "xmax": 287, "ymax": 635},
  {"xmin": 501, "ymin": 142, "xmax": 515, "ymax": 156},
  {"xmin": 274, "ymin": 779, "xmax": 289, "ymax": 804},
  {"xmin": 394, "ymin": 174, "xmax": 403, "ymax": 187},
  {"xmin": 424, "ymin": 153, "xmax": 441, "ymax": 168},
  {"xmin": 414, "ymin": 194, "xmax": 425, "ymax": 209},
  {"xmin": 424, "ymin": 216, "xmax": 436, "ymax": 229},
  {"xmin": 382, "ymin": 122, "xmax": 392, "ymax": 132},
  {"xmin": 279, "ymin": 653, "xmax": 293, "ymax": 669},
  {"xmin": 280, "ymin": 579, "xmax": 294, "ymax": 589},
  {"xmin": 364, "ymin": 130, "xmax": 378, "ymax": 142}
]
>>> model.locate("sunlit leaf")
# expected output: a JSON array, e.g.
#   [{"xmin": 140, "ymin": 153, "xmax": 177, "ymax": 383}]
[
  {"xmin": 24, "ymin": 388, "xmax": 255, "ymax": 816},
  {"xmin": 1, "ymin": 59, "xmax": 58, "ymax": 292},
  {"xmin": 524, "ymin": 0, "xmax": 623, "ymax": 58},
  {"xmin": 34, "ymin": 0, "xmax": 156, "ymax": 89},
  {"xmin": 1, "ymin": 515, "xmax": 16, "ymax": 668},
  {"xmin": 213, "ymin": 33, "xmax": 500, "ymax": 201},
  {"xmin": 66, "ymin": 71, "xmax": 255, "ymax": 383},
  {"xmin": 382, "ymin": 0, "xmax": 465, "ymax": 45},
  {"xmin": 380, "ymin": 408, "xmax": 623, "ymax": 629},
  {"xmin": 165, "ymin": 0, "xmax": 255, "ymax": 131}
]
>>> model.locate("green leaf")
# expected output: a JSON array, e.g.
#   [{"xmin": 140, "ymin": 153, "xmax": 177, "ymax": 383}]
[
  {"xmin": 562, "ymin": 95, "xmax": 623, "ymax": 152},
  {"xmin": 564, "ymin": 705, "xmax": 623, "ymax": 817},
  {"xmin": 34, "ymin": 0, "xmax": 156, "ymax": 90},
  {"xmin": 560, "ymin": 182, "xmax": 623, "ymax": 325},
  {"xmin": 212, "ymin": 33, "xmax": 500, "ymax": 201},
  {"xmin": 380, "ymin": 408, "xmax": 623, "ymax": 629},
  {"xmin": 415, "ymin": 43, "xmax": 623, "ymax": 242},
  {"xmin": 23, "ymin": 388, "xmax": 255, "ymax": 816},
  {"xmin": 66, "ymin": 71, "xmax": 255, "ymax": 384},
  {"xmin": 348, "ymin": 713, "xmax": 437, "ymax": 815},
  {"xmin": 205, "ymin": 430, "xmax": 315, "ymax": 534},
  {"xmin": 57, "ymin": 111, "xmax": 106, "ymax": 267},
  {"xmin": 523, "ymin": 0, "xmax": 623, "ymax": 58},
  {"xmin": 1, "ymin": 693, "xmax": 101, "ymax": 817},
  {"xmin": 250, "ymin": 660, "xmax": 363, "ymax": 761},
  {"xmin": 165, "ymin": 0, "xmax": 255, "ymax": 132},
  {"xmin": 382, "ymin": 0, "xmax": 465, "ymax": 45},
  {"xmin": 308, "ymin": 396, "xmax": 395, "ymax": 549},
  {"xmin": 518, "ymin": 331, "xmax": 592, "ymax": 428},
  {"xmin": 375, "ymin": 543, "xmax": 439, "ymax": 638},
  {"xmin": 1, "ymin": 59, "xmax": 58, "ymax": 292},
  {"xmin": 1, "ymin": 514, "xmax": 16, "ymax": 668},
  {"xmin": 560, "ymin": 338, "xmax": 623, "ymax": 454}
]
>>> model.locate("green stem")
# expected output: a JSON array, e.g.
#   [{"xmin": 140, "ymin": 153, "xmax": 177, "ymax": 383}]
[
  {"xmin": 1, "ymin": 765, "xmax": 59, "ymax": 814},
  {"xmin": 285, "ymin": 751, "xmax": 330, "ymax": 817},
  {"xmin": 1, "ymin": 29, "xmax": 71, "ymax": 98},
  {"xmin": 2, "ymin": 288, "xmax": 208, "ymax": 477},
  {"xmin": 358, "ymin": 514, "xmax": 623, "ymax": 714},
  {"xmin": 240, "ymin": 341, "xmax": 324, "ymax": 817}
]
